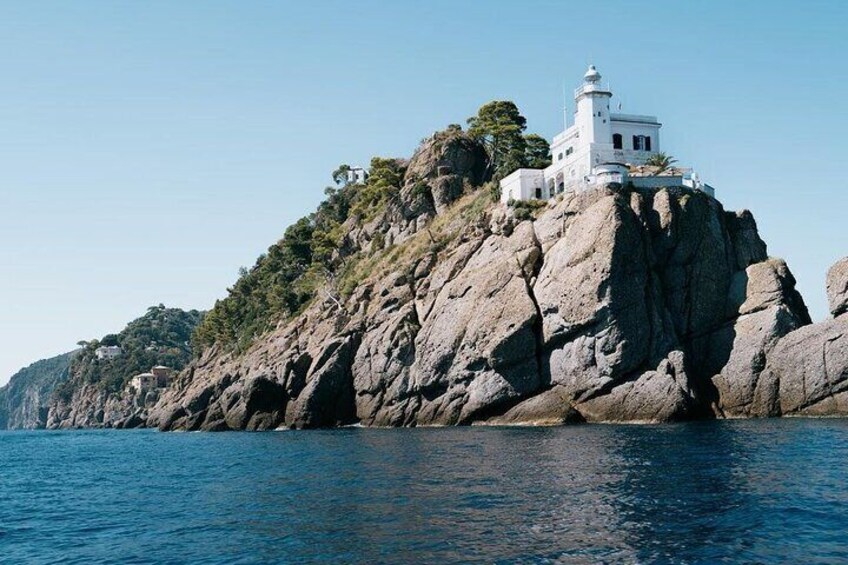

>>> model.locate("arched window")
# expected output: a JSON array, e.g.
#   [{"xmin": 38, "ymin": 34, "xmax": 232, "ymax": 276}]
[{"xmin": 613, "ymin": 134, "xmax": 622, "ymax": 149}]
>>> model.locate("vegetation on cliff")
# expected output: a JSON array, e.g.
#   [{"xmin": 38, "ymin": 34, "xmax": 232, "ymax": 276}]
[
  {"xmin": 0, "ymin": 351, "xmax": 75, "ymax": 429},
  {"xmin": 53, "ymin": 305, "xmax": 203, "ymax": 399},
  {"xmin": 192, "ymin": 101, "xmax": 549, "ymax": 355},
  {"xmin": 190, "ymin": 159, "xmax": 405, "ymax": 354}
]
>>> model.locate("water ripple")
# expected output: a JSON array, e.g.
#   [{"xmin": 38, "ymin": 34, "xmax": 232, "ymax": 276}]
[{"xmin": 2, "ymin": 420, "xmax": 848, "ymax": 563}]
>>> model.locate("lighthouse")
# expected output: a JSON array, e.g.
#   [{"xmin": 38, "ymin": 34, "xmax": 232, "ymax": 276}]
[{"xmin": 498, "ymin": 65, "xmax": 717, "ymax": 203}]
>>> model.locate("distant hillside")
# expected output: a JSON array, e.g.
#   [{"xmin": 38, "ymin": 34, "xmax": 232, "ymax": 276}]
[
  {"xmin": 54, "ymin": 305, "xmax": 204, "ymax": 401},
  {"xmin": 2, "ymin": 306, "xmax": 204, "ymax": 430},
  {"xmin": 0, "ymin": 351, "xmax": 76, "ymax": 429}
]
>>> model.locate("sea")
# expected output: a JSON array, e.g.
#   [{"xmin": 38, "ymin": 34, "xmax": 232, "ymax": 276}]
[{"xmin": 2, "ymin": 420, "xmax": 848, "ymax": 564}]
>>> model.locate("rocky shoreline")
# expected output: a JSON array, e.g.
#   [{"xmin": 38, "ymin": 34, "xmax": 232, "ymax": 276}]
[
  {"xmin": 143, "ymin": 187, "xmax": 846, "ymax": 431},
  {"xmin": 8, "ymin": 129, "xmax": 846, "ymax": 432}
]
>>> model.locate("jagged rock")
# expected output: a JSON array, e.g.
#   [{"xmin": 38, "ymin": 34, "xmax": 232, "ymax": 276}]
[
  {"xmin": 827, "ymin": 257, "xmax": 848, "ymax": 317},
  {"xmin": 768, "ymin": 316, "xmax": 848, "ymax": 416},
  {"xmin": 575, "ymin": 352, "xmax": 694, "ymax": 423},
  {"xmin": 0, "ymin": 352, "xmax": 73, "ymax": 430},
  {"xmin": 483, "ymin": 387, "xmax": 583, "ymax": 426},
  {"xmin": 287, "ymin": 336, "xmax": 360, "ymax": 429},
  {"xmin": 709, "ymin": 259, "xmax": 811, "ymax": 418},
  {"xmin": 149, "ymin": 185, "xmax": 830, "ymax": 431},
  {"xmin": 403, "ymin": 129, "xmax": 487, "ymax": 189}
]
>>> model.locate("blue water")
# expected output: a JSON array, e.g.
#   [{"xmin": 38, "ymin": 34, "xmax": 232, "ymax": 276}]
[{"xmin": 2, "ymin": 421, "xmax": 848, "ymax": 564}]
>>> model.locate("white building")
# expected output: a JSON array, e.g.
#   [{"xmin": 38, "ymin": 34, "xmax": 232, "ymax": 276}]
[
  {"xmin": 130, "ymin": 373, "xmax": 158, "ymax": 392},
  {"xmin": 130, "ymin": 366, "xmax": 172, "ymax": 392},
  {"xmin": 95, "ymin": 345, "xmax": 122, "ymax": 361},
  {"xmin": 346, "ymin": 166, "xmax": 369, "ymax": 185},
  {"xmin": 500, "ymin": 65, "xmax": 714, "ymax": 202}
]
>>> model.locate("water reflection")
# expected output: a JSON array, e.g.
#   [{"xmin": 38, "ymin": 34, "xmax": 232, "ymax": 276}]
[{"xmin": 2, "ymin": 421, "xmax": 848, "ymax": 564}]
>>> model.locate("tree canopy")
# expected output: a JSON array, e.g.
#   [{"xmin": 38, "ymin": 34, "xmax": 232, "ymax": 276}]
[
  {"xmin": 191, "ymin": 156, "xmax": 407, "ymax": 354},
  {"xmin": 467, "ymin": 101, "xmax": 528, "ymax": 181},
  {"xmin": 467, "ymin": 101, "xmax": 552, "ymax": 179},
  {"xmin": 54, "ymin": 306, "xmax": 204, "ymax": 397},
  {"xmin": 645, "ymin": 152, "xmax": 677, "ymax": 173},
  {"xmin": 523, "ymin": 133, "xmax": 552, "ymax": 169}
]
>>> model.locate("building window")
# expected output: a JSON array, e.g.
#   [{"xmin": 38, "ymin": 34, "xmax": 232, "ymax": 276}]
[
  {"xmin": 565, "ymin": 147, "xmax": 573, "ymax": 156},
  {"xmin": 613, "ymin": 134, "xmax": 622, "ymax": 149},
  {"xmin": 634, "ymin": 135, "xmax": 653, "ymax": 151},
  {"xmin": 535, "ymin": 187, "xmax": 542, "ymax": 199},
  {"xmin": 558, "ymin": 153, "xmax": 563, "ymax": 161}
]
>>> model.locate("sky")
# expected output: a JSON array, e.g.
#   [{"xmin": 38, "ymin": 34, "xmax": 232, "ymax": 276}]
[{"xmin": 1, "ymin": 0, "xmax": 846, "ymax": 385}]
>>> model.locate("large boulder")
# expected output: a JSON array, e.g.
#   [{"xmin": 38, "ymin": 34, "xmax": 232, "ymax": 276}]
[
  {"xmin": 827, "ymin": 257, "xmax": 848, "ymax": 318},
  {"xmin": 709, "ymin": 259, "xmax": 810, "ymax": 417},
  {"xmin": 768, "ymin": 317, "xmax": 848, "ymax": 416}
]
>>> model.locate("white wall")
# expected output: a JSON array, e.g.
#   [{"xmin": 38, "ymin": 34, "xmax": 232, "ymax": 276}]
[
  {"xmin": 500, "ymin": 169, "xmax": 545, "ymax": 203},
  {"xmin": 610, "ymin": 117, "xmax": 661, "ymax": 165}
]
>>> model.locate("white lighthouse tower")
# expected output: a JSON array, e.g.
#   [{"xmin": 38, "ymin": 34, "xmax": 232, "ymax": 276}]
[
  {"xmin": 498, "ymin": 64, "xmax": 714, "ymax": 203},
  {"xmin": 574, "ymin": 65, "xmax": 613, "ymax": 160}
]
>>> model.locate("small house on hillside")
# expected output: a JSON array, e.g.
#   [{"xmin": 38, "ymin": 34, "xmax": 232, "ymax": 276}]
[
  {"xmin": 130, "ymin": 366, "xmax": 173, "ymax": 392},
  {"xmin": 346, "ymin": 166, "xmax": 369, "ymax": 185},
  {"xmin": 95, "ymin": 346, "xmax": 122, "ymax": 361},
  {"xmin": 150, "ymin": 365, "xmax": 172, "ymax": 388},
  {"xmin": 131, "ymin": 373, "xmax": 158, "ymax": 391}
]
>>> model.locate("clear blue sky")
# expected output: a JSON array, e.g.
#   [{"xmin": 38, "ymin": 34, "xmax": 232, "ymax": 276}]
[{"xmin": 1, "ymin": 0, "xmax": 846, "ymax": 384}]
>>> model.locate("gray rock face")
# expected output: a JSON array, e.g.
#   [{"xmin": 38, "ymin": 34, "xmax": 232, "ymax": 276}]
[
  {"xmin": 709, "ymin": 259, "xmax": 810, "ymax": 418},
  {"xmin": 765, "ymin": 316, "xmax": 848, "ymax": 416},
  {"xmin": 0, "ymin": 352, "xmax": 74, "ymax": 429},
  {"xmin": 46, "ymin": 384, "xmax": 162, "ymax": 430},
  {"xmin": 149, "ymin": 185, "xmax": 829, "ymax": 431},
  {"xmin": 827, "ymin": 257, "xmax": 848, "ymax": 317}
]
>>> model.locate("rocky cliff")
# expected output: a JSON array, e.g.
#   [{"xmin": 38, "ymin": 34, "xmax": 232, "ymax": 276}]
[
  {"xmin": 36, "ymin": 128, "xmax": 846, "ymax": 431},
  {"xmin": 145, "ymin": 141, "xmax": 845, "ymax": 431},
  {"xmin": 42, "ymin": 305, "xmax": 203, "ymax": 429},
  {"xmin": 0, "ymin": 352, "xmax": 75, "ymax": 429}
]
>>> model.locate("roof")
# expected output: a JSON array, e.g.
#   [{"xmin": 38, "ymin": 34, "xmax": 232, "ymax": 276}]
[
  {"xmin": 610, "ymin": 113, "xmax": 660, "ymax": 126},
  {"xmin": 135, "ymin": 372, "xmax": 155, "ymax": 378},
  {"xmin": 629, "ymin": 165, "xmax": 692, "ymax": 177},
  {"xmin": 151, "ymin": 365, "xmax": 171, "ymax": 370}
]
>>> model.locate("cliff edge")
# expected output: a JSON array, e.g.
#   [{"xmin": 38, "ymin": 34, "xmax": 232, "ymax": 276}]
[{"xmin": 149, "ymin": 173, "xmax": 837, "ymax": 430}]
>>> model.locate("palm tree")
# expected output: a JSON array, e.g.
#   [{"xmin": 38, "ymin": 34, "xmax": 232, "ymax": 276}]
[{"xmin": 644, "ymin": 152, "xmax": 677, "ymax": 173}]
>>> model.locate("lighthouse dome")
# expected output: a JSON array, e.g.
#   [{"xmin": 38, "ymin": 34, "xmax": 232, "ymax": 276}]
[{"xmin": 584, "ymin": 65, "xmax": 601, "ymax": 83}]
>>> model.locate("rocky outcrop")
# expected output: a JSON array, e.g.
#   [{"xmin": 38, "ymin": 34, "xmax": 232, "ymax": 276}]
[
  {"xmin": 149, "ymin": 184, "xmax": 834, "ymax": 431},
  {"xmin": 827, "ymin": 258, "xmax": 848, "ymax": 318},
  {"xmin": 46, "ymin": 384, "xmax": 163, "ymax": 429},
  {"xmin": 754, "ymin": 256, "xmax": 848, "ymax": 417},
  {"xmin": 0, "ymin": 352, "xmax": 74, "ymax": 429},
  {"xmin": 342, "ymin": 129, "xmax": 488, "ymax": 252}
]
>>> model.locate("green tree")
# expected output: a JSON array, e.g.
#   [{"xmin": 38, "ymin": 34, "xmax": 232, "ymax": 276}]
[
  {"xmin": 645, "ymin": 152, "xmax": 677, "ymax": 173},
  {"xmin": 524, "ymin": 133, "xmax": 552, "ymax": 169},
  {"xmin": 467, "ymin": 101, "xmax": 528, "ymax": 181},
  {"xmin": 332, "ymin": 164, "xmax": 352, "ymax": 186}
]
